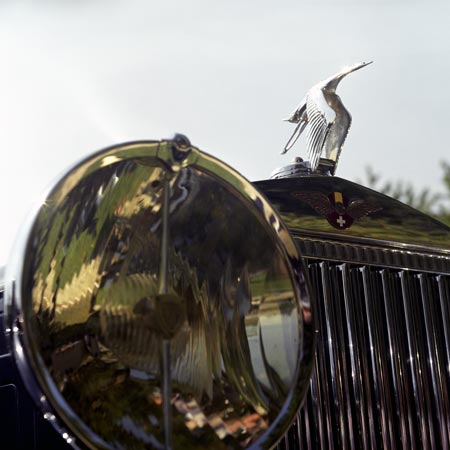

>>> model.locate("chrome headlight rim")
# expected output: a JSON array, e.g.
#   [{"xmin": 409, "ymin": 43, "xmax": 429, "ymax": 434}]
[{"xmin": 5, "ymin": 137, "xmax": 315, "ymax": 449}]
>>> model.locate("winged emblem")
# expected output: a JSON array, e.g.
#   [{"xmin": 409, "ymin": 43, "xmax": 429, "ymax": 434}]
[{"xmin": 292, "ymin": 191, "xmax": 382, "ymax": 230}]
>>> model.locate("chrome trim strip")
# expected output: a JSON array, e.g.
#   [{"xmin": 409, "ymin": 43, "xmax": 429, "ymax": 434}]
[
  {"xmin": 290, "ymin": 228, "xmax": 450, "ymax": 257},
  {"xmin": 295, "ymin": 237, "xmax": 450, "ymax": 274}
]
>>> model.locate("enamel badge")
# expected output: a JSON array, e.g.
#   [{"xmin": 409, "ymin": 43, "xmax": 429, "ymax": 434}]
[{"xmin": 292, "ymin": 191, "xmax": 382, "ymax": 230}]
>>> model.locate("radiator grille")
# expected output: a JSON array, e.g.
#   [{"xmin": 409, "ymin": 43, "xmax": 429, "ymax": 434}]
[{"xmin": 278, "ymin": 262, "xmax": 450, "ymax": 450}]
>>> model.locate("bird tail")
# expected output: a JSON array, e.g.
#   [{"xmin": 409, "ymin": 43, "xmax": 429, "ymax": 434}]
[{"xmin": 281, "ymin": 120, "xmax": 307, "ymax": 154}]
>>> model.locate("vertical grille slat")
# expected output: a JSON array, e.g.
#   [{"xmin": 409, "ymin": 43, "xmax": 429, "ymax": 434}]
[
  {"xmin": 321, "ymin": 262, "xmax": 355, "ymax": 450},
  {"xmin": 351, "ymin": 267, "xmax": 378, "ymax": 449},
  {"xmin": 399, "ymin": 271, "xmax": 435, "ymax": 450},
  {"xmin": 361, "ymin": 267, "xmax": 396, "ymax": 450},
  {"xmin": 279, "ymin": 263, "xmax": 450, "ymax": 450},
  {"xmin": 340, "ymin": 264, "xmax": 371, "ymax": 450},
  {"xmin": 420, "ymin": 274, "xmax": 450, "ymax": 449},
  {"xmin": 437, "ymin": 276, "xmax": 450, "ymax": 392},
  {"xmin": 308, "ymin": 263, "xmax": 333, "ymax": 450},
  {"xmin": 381, "ymin": 269, "xmax": 416, "ymax": 450},
  {"xmin": 307, "ymin": 372, "xmax": 322, "ymax": 449}
]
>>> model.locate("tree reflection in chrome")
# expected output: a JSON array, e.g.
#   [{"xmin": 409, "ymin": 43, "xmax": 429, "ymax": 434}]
[{"xmin": 28, "ymin": 161, "xmax": 302, "ymax": 449}]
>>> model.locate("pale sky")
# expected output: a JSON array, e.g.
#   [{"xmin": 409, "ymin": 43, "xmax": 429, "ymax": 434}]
[{"xmin": 1, "ymin": 0, "xmax": 449, "ymax": 264}]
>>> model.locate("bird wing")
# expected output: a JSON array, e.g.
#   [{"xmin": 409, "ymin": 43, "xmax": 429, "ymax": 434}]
[
  {"xmin": 284, "ymin": 96, "xmax": 307, "ymax": 123},
  {"xmin": 282, "ymin": 120, "xmax": 308, "ymax": 154},
  {"xmin": 292, "ymin": 191, "xmax": 335, "ymax": 216},
  {"xmin": 305, "ymin": 94, "xmax": 330, "ymax": 171},
  {"xmin": 346, "ymin": 199, "xmax": 382, "ymax": 220},
  {"xmin": 282, "ymin": 98, "xmax": 307, "ymax": 154}
]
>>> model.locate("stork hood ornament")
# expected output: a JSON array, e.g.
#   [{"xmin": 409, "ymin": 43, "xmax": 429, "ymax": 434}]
[{"xmin": 280, "ymin": 61, "xmax": 372, "ymax": 176}]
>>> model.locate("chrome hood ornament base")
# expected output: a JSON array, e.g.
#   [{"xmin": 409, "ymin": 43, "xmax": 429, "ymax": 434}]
[
  {"xmin": 279, "ymin": 62, "xmax": 372, "ymax": 177},
  {"xmin": 271, "ymin": 157, "xmax": 336, "ymax": 179}
]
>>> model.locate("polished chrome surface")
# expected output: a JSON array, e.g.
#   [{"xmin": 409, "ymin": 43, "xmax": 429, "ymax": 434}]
[
  {"xmin": 4, "ymin": 140, "xmax": 314, "ymax": 449},
  {"xmin": 258, "ymin": 175, "xmax": 450, "ymax": 450},
  {"xmin": 270, "ymin": 158, "xmax": 313, "ymax": 180},
  {"xmin": 277, "ymin": 262, "xmax": 450, "ymax": 450},
  {"xmin": 270, "ymin": 158, "xmax": 337, "ymax": 180},
  {"xmin": 282, "ymin": 62, "xmax": 372, "ymax": 175},
  {"xmin": 255, "ymin": 176, "xmax": 450, "ymax": 258},
  {"xmin": 295, "ymin": 237, "xmax": 450, "ymax": 274}
]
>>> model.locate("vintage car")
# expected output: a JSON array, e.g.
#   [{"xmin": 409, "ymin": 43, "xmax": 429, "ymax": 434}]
[
  {"xmin": 1, "ymin": 57, "xmax": 450, "ymax": 448},
  {"xmin": 0, "ymin": 133, "xmax": 449, "ymax": 450}
]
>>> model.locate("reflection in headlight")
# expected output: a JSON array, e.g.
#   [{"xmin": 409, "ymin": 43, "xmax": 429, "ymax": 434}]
[{"xmin": 13, "ymin": 142, "xmax": 312, "ymax": 449}]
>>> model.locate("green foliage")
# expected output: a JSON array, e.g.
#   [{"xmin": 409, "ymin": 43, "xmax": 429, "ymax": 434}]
[{"xmin": 362, "ymin": 162, "xmax": 450, "ymax": 227}]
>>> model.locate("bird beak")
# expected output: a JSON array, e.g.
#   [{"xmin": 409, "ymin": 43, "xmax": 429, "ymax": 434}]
[
  {"xmin": 347, "ymin": 61, "xmax": 373, "ymax": 74},
  {"xmin": 333, "ymin": 61, "xmax": 372, "ymax": 83}
]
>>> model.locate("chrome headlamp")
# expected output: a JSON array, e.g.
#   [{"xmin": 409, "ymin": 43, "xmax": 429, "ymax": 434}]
[{"xmin": 4, "ymin": 137, "xmax": 314, "ymax": 449}]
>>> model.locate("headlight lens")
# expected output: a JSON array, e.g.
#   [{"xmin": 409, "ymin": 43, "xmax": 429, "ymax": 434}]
[{"xmin": 7, "ymin": 139, "xmax": 314, "ymax": 449}]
